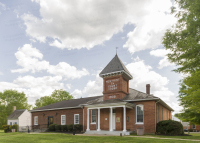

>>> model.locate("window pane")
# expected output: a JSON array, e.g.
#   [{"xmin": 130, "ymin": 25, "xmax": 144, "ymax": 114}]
[
  {"xmin": 75, "ymin": 115, "xmax": 79, "ymax": 124},
  {"xmin": 91, "ymin": 110, "xmax": 96, "ymax": 123},
  {"xmin": 137, "ymin": 106, "xmax": 143, "ymax": 123}
]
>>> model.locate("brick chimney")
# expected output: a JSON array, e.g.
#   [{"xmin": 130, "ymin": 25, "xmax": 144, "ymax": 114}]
[
  {"xmin": 13, "ymin": 106, "xmax": 16, "ymax": 112},
  {"xmin": 146, "ymin": 84, "xmax": 150, "ymax": 94}
]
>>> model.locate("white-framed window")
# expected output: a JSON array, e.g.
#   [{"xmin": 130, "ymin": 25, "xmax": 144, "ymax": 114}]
[
  {"xmin": 91, "ymin": 110, "xmax": 97, "ymax": 124},
  {"xmin": 193, "ymin": 124, "xmax": 196, "ymax": 129},
  {"xmin": 34, "ymin": 116, "xmax": 38, "ymax": 125},
  {"xmin": 61, "ymin": 115, "xmax": 66, "ymax": 125},
  {"xmin": 136, "ymin": 105, "xmax": 144, "ymax": 124},
  {"xmin": 74, "ymin": 114, "xmax": 79, "ymax": 124},
  {"xmin": 14, "ymin": 122, "xmax": 17, "ymax": 125}
]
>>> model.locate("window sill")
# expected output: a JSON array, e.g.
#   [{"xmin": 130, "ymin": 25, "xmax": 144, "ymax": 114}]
[{"xmin": 135, "ymin": 123, "xmax": 144, "ymax": 125}]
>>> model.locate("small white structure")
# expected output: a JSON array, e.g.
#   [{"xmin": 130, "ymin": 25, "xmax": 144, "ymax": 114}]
[{"xmin": 7, "ymin": 106, "xmax": 31, "ymax": 131}]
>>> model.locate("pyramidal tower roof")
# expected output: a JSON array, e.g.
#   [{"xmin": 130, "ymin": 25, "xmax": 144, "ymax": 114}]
[{"xmin": 99, "ymin": 54, "xmax": 133, "ymax": 80}]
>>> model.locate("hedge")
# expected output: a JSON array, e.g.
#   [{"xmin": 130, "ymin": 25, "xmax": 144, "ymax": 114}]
[
  {"xmin": 55, "ymin": 124, "xmax": 61, "ymax": 131},
  {"xmin": 68, "ymin": 124, "xmax": 73, "ymax": 132},
  {"xmin": 156, "ymin": 119, "xmax": 184, "ymax": 135},
  {"xmin": 49, "ymin": 124, "xmax": 56, "ymax": 131},
  {"xmin": 12, "ymin": 124, "xmax": 18, "ymax": 132},
  {"xmin": 74, "ymin": 124, "xmax": 83, "ymax": 132},
  {"xmin": 61, "ymin": 125, "xmax": 67, "ymax": 131}
]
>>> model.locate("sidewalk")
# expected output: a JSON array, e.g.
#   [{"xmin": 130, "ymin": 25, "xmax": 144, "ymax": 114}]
[{"xmin": 125, "ymin": 135, "xmax": 200, "ymax": 142}]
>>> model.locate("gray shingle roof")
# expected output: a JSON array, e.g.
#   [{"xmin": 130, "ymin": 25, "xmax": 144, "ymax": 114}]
[
  {"xmin": 31, "ymin": 88, "xmax": 173, "ymax": 111},
  {"xmin": 31, "ymin": 96, "xmax": 103, "ymax": 112},
  {"xmin": 123, "ymin": 88, "xmax": 158, "ymax": 100},
  {"xmin": 99, "ymin": 54, "xmax": 132, "ymax": 79},
  {"xmin": 7, "ymin": 109, "xmax": 26, "ymax": 119}
]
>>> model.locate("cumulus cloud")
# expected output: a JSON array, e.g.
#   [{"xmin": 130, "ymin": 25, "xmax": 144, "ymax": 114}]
[
  {"xmin": 0, "ymin": 75, "xmax": 65, "ymax": 105},
  {"xmin": 12, "ymin": 44, "xmax": 89, "ymax": 79},
  {"xmin": 126, "ymin": 58, "xmax": 174, "ymax": 101},
  {"xmin": 22, "ymin": 0, "xmax": 176, "ymax": 51},
  {"xmin": 150, "ymin": 49, "xmax": 175, "ymax": 69},
  {"xmin": 0, "ymin": 2, "xmax": 6, "ymax": 14},
  {"xmin": 71, "ymin": 89, "xmax": 83, "ymax": 99}
]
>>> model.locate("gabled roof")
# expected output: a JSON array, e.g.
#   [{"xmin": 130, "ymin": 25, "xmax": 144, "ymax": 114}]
[
  {"xmin": 99, "ymin": 54, "xmax": 132, "ymax": 79},
  {"xmin": 7, "ymin": 109, "xmax": 26, "ymax": 119}
]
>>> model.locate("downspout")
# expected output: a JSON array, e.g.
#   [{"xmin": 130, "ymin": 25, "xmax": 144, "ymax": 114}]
[
  {"xmin": 155, "ymin": 99, "xmax": 160, "ymax": 134},
  {"xmin": 82, "ymin": 106, "xmax": 84, "ymax": 132}
]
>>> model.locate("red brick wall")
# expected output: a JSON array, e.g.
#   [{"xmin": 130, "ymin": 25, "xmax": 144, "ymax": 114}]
[
  {"xmin": 103, "ymin": 75, "xmax": 129, "ymax": 100},
  {"xmin": 32, "ymin": 108, "xmax": 83, "ymax": 127},
  {"xmin": 190, "ymin": 125, "xmax": 200, "ymax": 131},
  {"xmin": 157, "ymin": 103, "xmax": 171, "ymax": 122}
]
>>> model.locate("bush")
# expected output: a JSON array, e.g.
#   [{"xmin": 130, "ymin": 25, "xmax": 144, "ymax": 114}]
[
  {"xmin": 156, "ymin": 120, "xmax": 184, "ymax": 135},
  {"xmin": 67, "ymin": 124, "xmax": 73, "ymax": 132},
  {"xmin": 49, "ymin": 124, "xmax": 56, "ymax": 131},
  {"xmin": 12, "ymin": 124, "xmax": 18, "ymax": 132},
  {"xmin": 74, "ymin": 124, "xmax": 83, "ymax": 132},
  {"xmin": 2, "ymin": 125, "xmax": 11, "ymax": 133},
  {"xmin": 55, "ymin": 124, "xmax": 61, "ymax": 131},
  {"xmin": 61, "ymin": 125, "xmax": 67, "ymax": 131},
  {"xmin": 188, "ymin": 129, "xmax": 193, "ymax": 132}
]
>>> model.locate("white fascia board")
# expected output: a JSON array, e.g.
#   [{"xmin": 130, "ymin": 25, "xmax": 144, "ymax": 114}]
[
  {"xmin": 30, "ymin": 106, "xmax": 81, "ymax": 112},
  {"xmin": 86, "ymin": 102, "xmax": 135, "ymax": 109}
]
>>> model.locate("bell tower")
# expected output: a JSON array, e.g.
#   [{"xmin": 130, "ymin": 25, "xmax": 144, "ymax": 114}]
[{"xmin": 99, "ymin": 54, "xmax": 133, "ymax": 101}]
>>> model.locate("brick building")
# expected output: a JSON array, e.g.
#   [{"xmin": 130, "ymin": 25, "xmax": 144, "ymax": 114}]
[{"xmin": 30, "ymin": 54, "xmax": 173, "ymax": 135}]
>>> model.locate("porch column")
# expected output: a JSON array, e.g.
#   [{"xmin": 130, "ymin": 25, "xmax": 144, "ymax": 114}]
[
  {"xmin": 86, "ymin": 108, "xmax": 90, "ymax": 131},
  {"xmin": 97, "ymin": 108, "xmax": 101, "ymax": 131},
  {"xmin": 110, "ymin": 107, "xmax": 113, "ymax": 131},
  {"xmin": 123, "ymin": 106, "xmax": 126, "ymax": 132}
]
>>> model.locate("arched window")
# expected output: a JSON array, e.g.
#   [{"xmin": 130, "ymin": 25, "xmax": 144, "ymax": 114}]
[{"xmin": 136, "ymin": 105, "xmax": 144, "ymax": 124}]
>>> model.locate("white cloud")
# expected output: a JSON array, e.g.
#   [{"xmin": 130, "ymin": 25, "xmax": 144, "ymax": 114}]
[
  {"xmin": 22, "ymin": 0, "xmax": 176, "ymax": 51},
  {"xmin": 71, "ymin": 89, "xmax": 82, "ymax": 99},
  {"xmin": 126, "ymin": 58, "xmax": 174, "ymax": 102},
  {"xmin": 12, "ymin": 44, "xmax": 89, "ymax": 79},
  {"xmin": 66, "ymin": 84, "xmax": 71, "ymax": 89},
  {"xmin": 0, "ymin": 72, "xmax": 3, "ymax": 75},
  {"xmin": 150, "ymin": 49, "xmax": 175, "ymax": 69},
  {"xmin": 0, "ymin": 75, "xmax": 65, "ymax": 105}
]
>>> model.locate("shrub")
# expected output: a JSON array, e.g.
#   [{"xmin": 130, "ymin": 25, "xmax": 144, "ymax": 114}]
[
  {"xmin": 188, "ymin": 129, "xmax": 193, "ymax": 132},
  {"xmin": 49, "ymin": 124, "xmax": 56, "ymax": 131},
  {"xmin": 74, "ymin": 124, "xmax": 83, "ymax": 132},
  {"xmin": 61, "ymin": 125, "xmax": 67, "ymax": 131},
  {"xmin": 2, "ymin": 125, "xmax": 11, "ymax": 133},
  {"xmin": 12, "ymin": 124, "xmax": 18, "ymax": 132},
  {"xmin": 55, "ymin": 124, "xmax": 61, "ymax": 131},
  {"xmin": 156, "ymin": 120, "xmax": 184, "ymax": 135},
  {"xmin": 67, "ymin": 124, "xmax": 73, "ymax": 132}
]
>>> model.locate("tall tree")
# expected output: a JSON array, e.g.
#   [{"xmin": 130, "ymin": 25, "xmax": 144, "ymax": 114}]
[
  {"xmin": 0, "ymin": 90, "xmax": 31, "ymax": 128},
  {"xmin": 162, "ymin": 0, "xmax": 200, "ymax": 124},
  {"xmin": 162, "ymin": 0, "xmax": 200, "ymax": 74},
  {"xmin": 34, "ymin": 89, "xmax": 73, "ymax": 109}
]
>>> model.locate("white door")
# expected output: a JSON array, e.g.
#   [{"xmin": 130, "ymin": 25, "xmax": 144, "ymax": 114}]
[{"xmin": 112, "ymin": 113, "xmax": 116, "ymax": 130}]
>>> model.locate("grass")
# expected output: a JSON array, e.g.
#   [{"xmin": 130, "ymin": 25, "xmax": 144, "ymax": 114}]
[
  {"xmin": 0, "ymin": 130, "xmax": 199, "ymax": 143},
  {"xmin": 131, "ymin": 132, "xmax": 200, "ymax": 140}
]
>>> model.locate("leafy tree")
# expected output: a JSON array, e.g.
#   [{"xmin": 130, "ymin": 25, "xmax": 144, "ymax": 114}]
[
  {"xmin": 0, "ymin": 90, "xmax": 31, "ymax": 129},
  {"xmin": 177, "ymin": 70, "xmax": 200, "ymax": 124},
  {"xmin": 162, "ymin": 0, "xmax": 200, "ymax": 74},
  {"xmin": 34, "ymin": 89, "xmax": 73, "ymax": 109},
  {"xmin": 162, "ymin": 0, "xmax": 200, "ymax": 124}
]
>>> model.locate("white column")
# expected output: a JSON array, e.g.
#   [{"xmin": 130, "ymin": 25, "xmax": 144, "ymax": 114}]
[
  {"xmin": 123, "ymin": 106, "xmax": 126, "ymax": 132},
  {"xmin": 97, "ymin": 108, "xmax": 101, "ymax": 131},
  {"xmin": 86, "ymin": 109, "xmax": 90, "ymax": 131},
  {"xmin": 110, "ymin": 107, "xmax": 113, "ymax": 131}
]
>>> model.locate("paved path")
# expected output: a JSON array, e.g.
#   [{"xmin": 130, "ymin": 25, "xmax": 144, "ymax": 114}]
[{"xmin": 125, "ymin": 135, "xmax": 200, "ymax": 142}]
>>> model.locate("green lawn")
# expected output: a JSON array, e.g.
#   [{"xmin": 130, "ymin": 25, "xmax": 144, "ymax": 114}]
[
  {"xmin": 131, "ymin": 132, "xmax": 200, "ymax": 140},
  {"xmin": 0, "ymin": 130, "xmax": 199, "ymax": 143}
]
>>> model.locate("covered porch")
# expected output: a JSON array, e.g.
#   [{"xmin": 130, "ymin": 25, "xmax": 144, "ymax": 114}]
[{"xmin": 84, "ymin": 100, "xmax": 135, "ymax": 135}]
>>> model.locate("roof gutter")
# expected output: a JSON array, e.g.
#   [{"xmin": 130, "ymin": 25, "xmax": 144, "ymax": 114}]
[{"xmin": 30, "ymin": 106, "xmax": 81, "ymax": 112}]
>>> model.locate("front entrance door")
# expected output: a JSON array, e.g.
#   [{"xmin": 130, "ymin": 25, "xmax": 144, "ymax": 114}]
[
  {"xmin": 112, "ymin": 113, "xmax": 116, "ymax": 130},
  {"xmin": 48, "ymin": 116, "xmax": 53, "ymax": 127}
]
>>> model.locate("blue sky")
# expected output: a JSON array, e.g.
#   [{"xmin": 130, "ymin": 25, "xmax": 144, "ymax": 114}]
[{"xmin": 0, "ymin": 0, "xmax": 182, "ymax": 113}]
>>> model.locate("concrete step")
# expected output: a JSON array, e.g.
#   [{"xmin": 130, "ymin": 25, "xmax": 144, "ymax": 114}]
[{"xmin": 84, "ymin": 130, "xmax": 131, "ymax": 136}]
